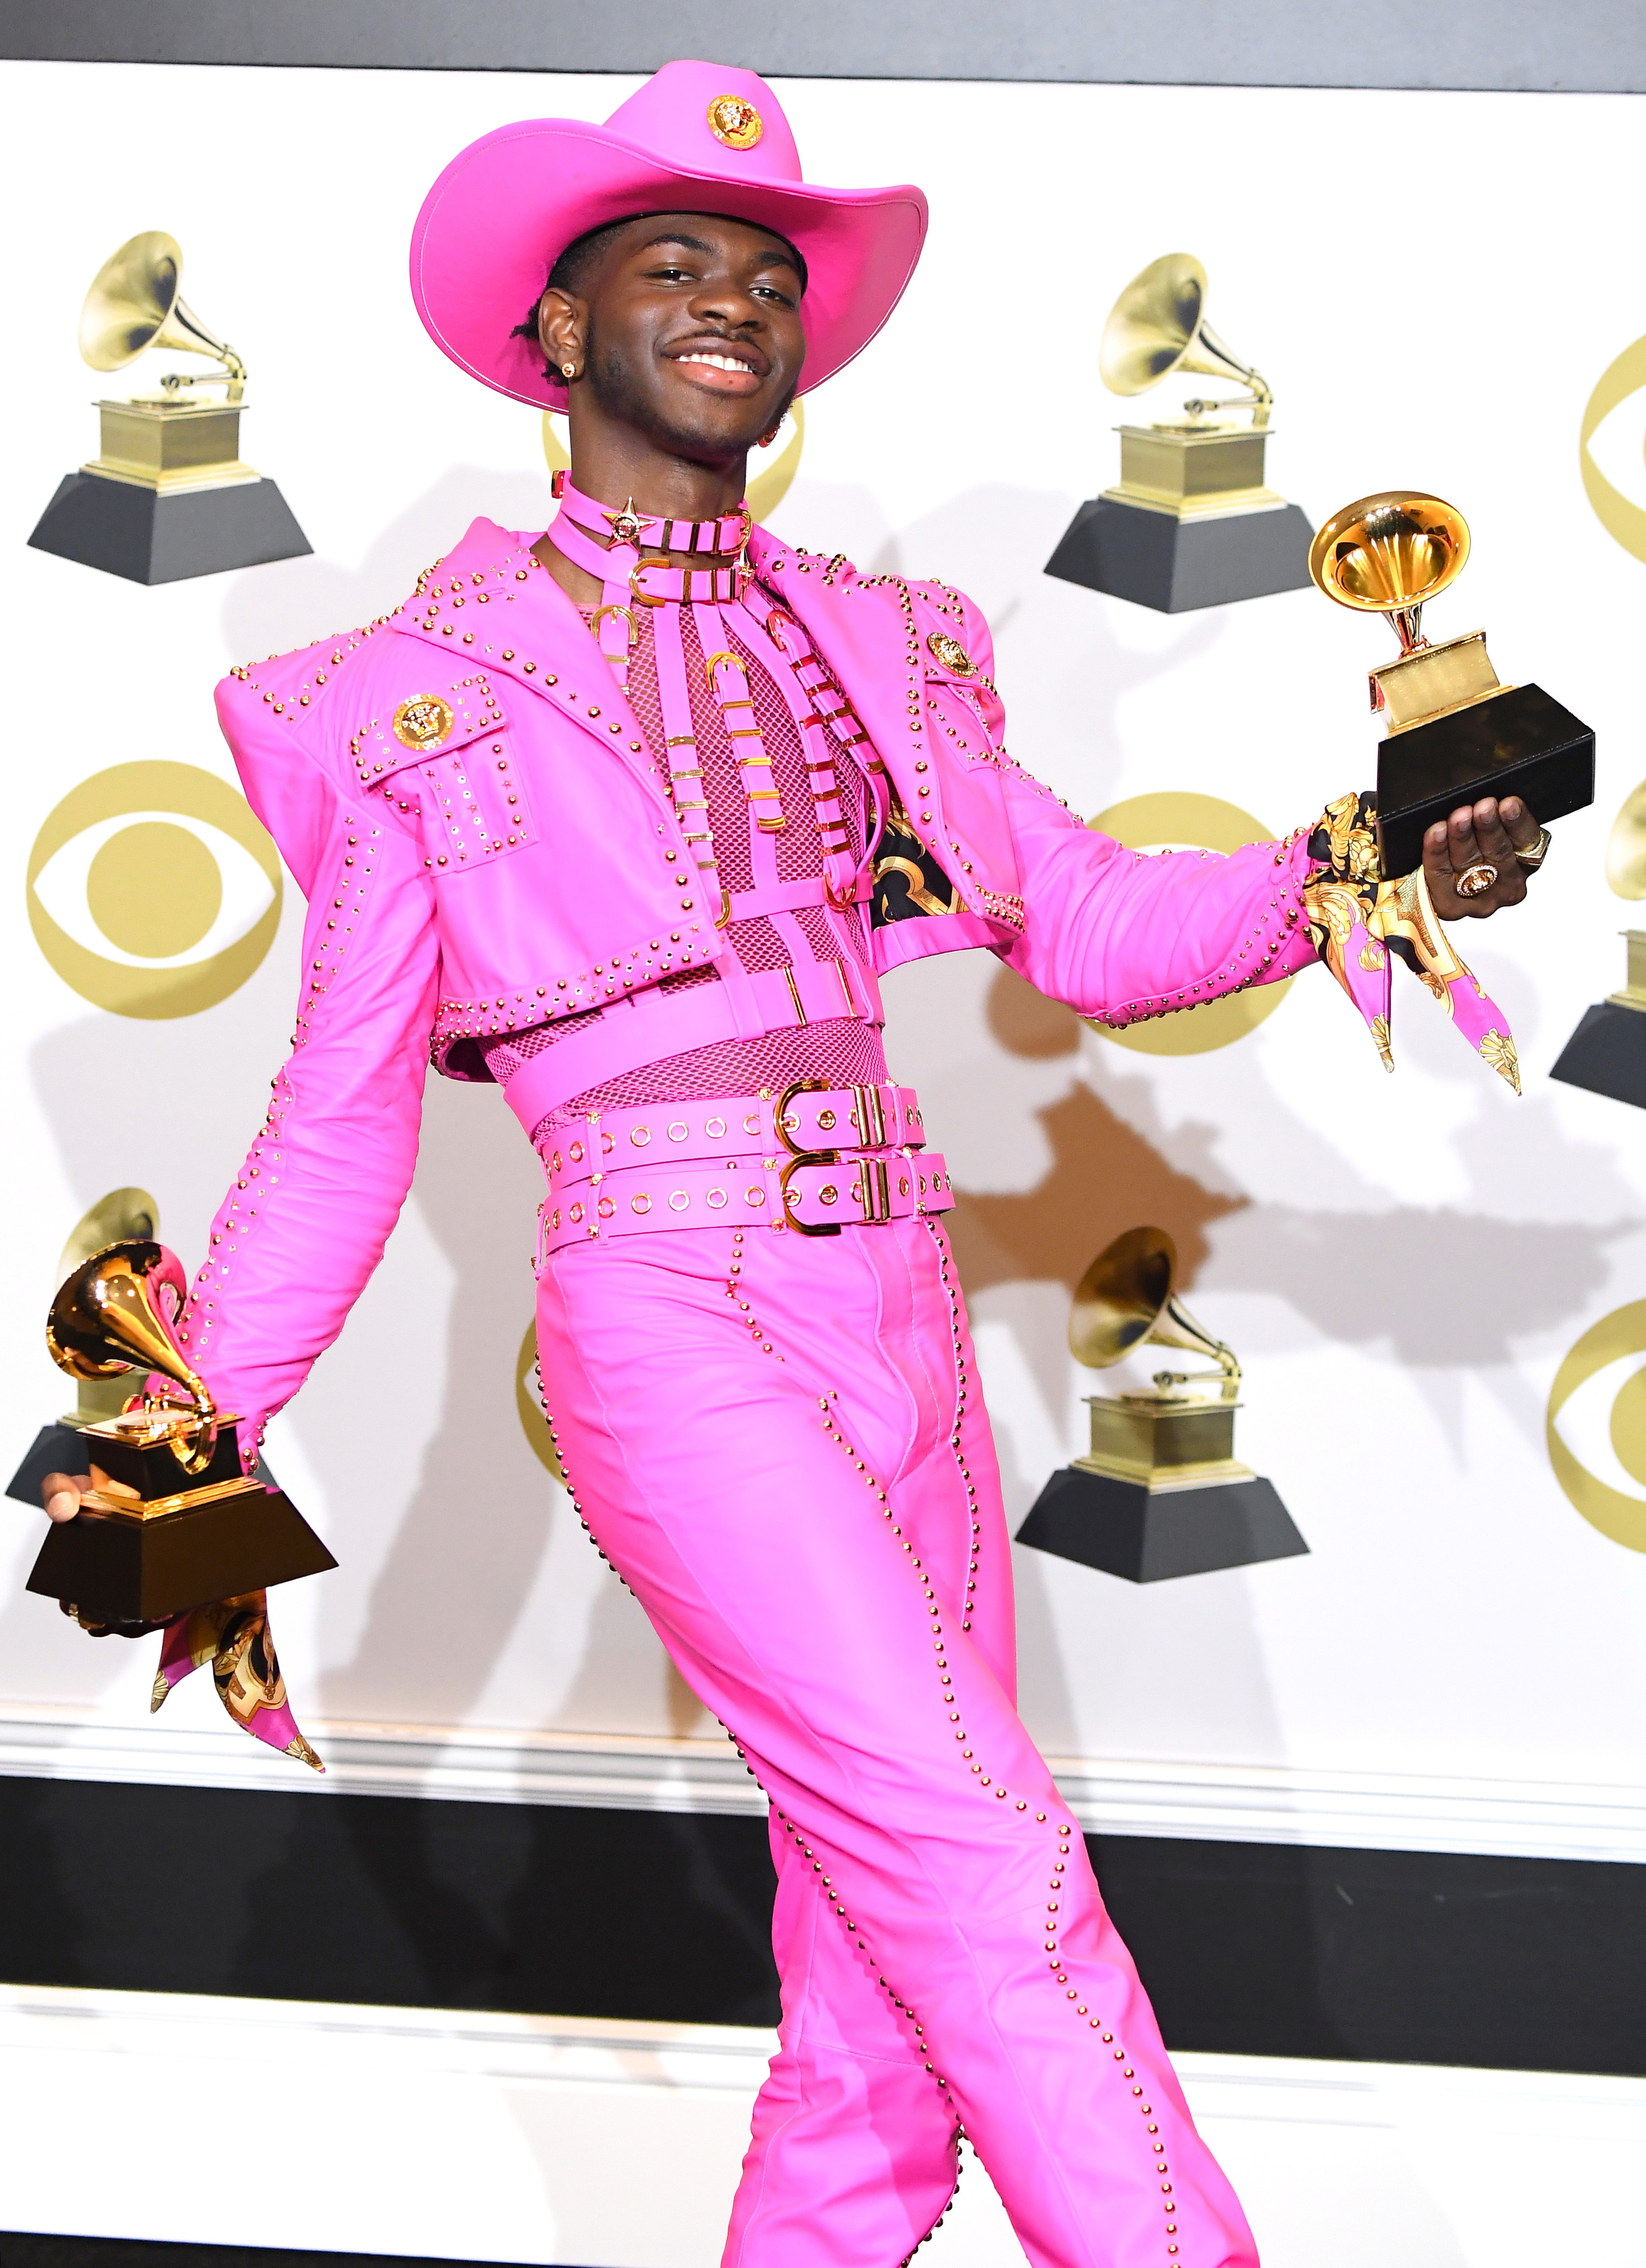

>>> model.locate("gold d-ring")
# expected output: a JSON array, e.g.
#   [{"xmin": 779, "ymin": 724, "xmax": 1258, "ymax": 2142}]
[{"xmin": 591, "ymin": 603, "xmax": 639, "ymax": 652}]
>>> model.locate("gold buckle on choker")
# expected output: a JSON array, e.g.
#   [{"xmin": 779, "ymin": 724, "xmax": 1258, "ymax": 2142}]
[{"xmin": 629, "ymin": 553, "xmax": 671, "ymax": 607}]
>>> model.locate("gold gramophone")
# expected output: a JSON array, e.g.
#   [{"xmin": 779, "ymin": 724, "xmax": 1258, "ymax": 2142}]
[
  {"xmin": 1016, "ymin": 1228, "xmax": 1306, "ymax": 1583},
  {"xmin": 28, "ymin": 231, "xmax": 309, "ymax": 586},
  {"xmin": 1100, "ymin": 255, "xmax": 1279, "ymax": 515},
  {"xmin": 79, "ymin": 230, "xmax": 256, "ymax": 493},
  {"xmin": 1309, "ymin": 491, "xmax": 1594, "ymax": 877},
  {"xmin": 1046, "ymin": 253, "xmax": 1312, "ymax": 612},
  {"xmin": 1069, "ymin": 1226, "xmax": 1249, "ymax": 1488},
  {"xmin": 25, "ymin": 1239, "xmax": 334, "ymax": 1628},
  {"xmin": 1550, "ymin": 781, "xmax": 1646, "ymax": 1110}
]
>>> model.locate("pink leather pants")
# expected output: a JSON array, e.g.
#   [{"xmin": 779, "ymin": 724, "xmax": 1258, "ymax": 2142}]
[{"xmin": 534, "ymin": 1215, "xmax": 1258, "ymax": 2268}]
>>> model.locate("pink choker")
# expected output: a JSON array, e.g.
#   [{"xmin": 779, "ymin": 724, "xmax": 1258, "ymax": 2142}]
[{"xmin": 550, "ymin": 469, "xmax": 750, "ymax": 558}]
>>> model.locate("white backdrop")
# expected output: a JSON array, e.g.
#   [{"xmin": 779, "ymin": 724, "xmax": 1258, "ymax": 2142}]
[{"xmin": 5, "ymin": 61, "xmax": 1646, "ymax": 1829}]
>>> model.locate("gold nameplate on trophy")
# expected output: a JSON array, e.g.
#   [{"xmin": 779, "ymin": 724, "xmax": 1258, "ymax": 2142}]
[
  {"xmin": 24, "ymin": 1239, "xmax": 334, "ymax": 1628},
  {"xmin": 1309, "ymin": 491, "xmax": 1594, "ymax": 876},
  {"xmin": 1069, "ymin": 1226, "xmax": 1253, "ymax": 1491}
]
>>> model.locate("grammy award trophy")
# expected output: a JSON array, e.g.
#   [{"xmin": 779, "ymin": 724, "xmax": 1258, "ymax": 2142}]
[
  {"xmin": 1017, "ymin": 1228, "xmax": 1306, "ymax": 1584},
  {"xmin": 29, "ymin": 231, "xmax": 310, "ymax": 585},
  {"xmin": 1309, "ymin": 492, "xmax": 1594, "ymax": 879},
  {"xmin": 23, "ymin": 1240, "xmax": 334, "ymax": 1628},
  {"xmin": 1046, "ymin": 253, "xmax": 1314, "ymax": 613},
  {"xmin": 1552, "ymin": 780, "xmax": 1646, "ymax": 1110}
]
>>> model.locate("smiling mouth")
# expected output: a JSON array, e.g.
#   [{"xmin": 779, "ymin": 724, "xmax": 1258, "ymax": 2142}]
[{"xmin": 672, "ymin": 348, "xmax": 764, "ymax": 394}]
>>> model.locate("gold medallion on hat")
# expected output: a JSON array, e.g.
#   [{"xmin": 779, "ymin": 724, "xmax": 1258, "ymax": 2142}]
[
  {"xmin": 392, "ymin": 695, "xmax": 455, "ymax": 751},
  {"xmin": 707, "ymin": 95, "xmax": 764, "ymax": 150},
  {"xmin": 926, "ymin": 632, "xmax": 977, "ymax": 677}
]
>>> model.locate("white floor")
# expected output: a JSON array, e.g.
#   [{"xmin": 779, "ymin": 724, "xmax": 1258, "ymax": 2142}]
[{"xmin": 0, "ymin": 1985, "xmax": 1639, "ymax": 2267}]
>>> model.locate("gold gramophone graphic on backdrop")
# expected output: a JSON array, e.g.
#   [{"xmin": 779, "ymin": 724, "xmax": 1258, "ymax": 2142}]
[
  {"xmin": 27, "ymin": 230, "xmax": 309, "ymax": 586},
  {"xmin": 1309, "ymin": 491, "xmax": 1594, "ymax": 879},
  {"xmin": 1551, "ymin": 779, "xmax": 1646, "ymax": 1110},
  {"xmin": 1045, "ymin": 253, "xmax": 1313, "ymax": 614},
  {"xmin": 23, "ymin": 1239, "xmax": 334, "ymax": 1629},
  {"xmin": 1016, "ymin": 1228, "xmax": 1307, "ymax": 1584}
]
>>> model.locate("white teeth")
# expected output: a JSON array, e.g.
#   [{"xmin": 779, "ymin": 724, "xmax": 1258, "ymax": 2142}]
[{"xmin": 680, "ymin": 352, "xmax": 754, "ymax": 374}]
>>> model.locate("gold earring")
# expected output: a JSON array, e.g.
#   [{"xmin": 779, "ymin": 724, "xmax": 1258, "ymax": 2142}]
[{"xmin": 561, "ymin": 362, "xmax": 577, "ymax": 379}]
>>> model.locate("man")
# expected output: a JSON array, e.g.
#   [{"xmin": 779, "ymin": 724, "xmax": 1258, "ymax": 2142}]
[{"xmin": 44, "ymin": 59, "xmax": 1545, "ymax": 2268}]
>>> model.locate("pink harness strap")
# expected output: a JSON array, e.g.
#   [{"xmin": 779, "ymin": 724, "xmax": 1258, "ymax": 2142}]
[
  {"xmin": 548, "ymin": 508, "xmax": 744, "ymax": 604},
  {"xmin": 499, "ymin": 953, "xmax": 886, "ymax": 1136}
]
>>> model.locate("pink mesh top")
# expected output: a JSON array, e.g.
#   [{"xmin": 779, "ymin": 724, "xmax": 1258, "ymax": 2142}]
[{"xmin": 478, "ymin": 599, "xmax": 888, "ymax": 1150}]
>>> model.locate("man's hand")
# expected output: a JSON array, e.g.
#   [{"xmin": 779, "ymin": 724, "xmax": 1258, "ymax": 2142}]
[
  {"xmin": 1422, "ymin": 796, "xmax": 1544, "ymax": 919},
  {"xmin": 42, "ymin": 1471, "xmax": 88, "ymax": 1523}
]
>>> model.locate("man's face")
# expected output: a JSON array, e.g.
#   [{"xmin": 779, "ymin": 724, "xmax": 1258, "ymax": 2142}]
[{"xmin": 544, "ymin": 211, "xmax": 806, "ymax": 462}]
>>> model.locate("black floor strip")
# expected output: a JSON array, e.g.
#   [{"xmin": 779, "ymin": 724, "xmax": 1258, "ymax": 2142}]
[
  {"xmin": 0, "ymin": 2241, "xmax": 591, "ymax": 2268},
  {"xmin": 2, "ymin": 1774, "xmax": 1642, "ymax": 2073}
]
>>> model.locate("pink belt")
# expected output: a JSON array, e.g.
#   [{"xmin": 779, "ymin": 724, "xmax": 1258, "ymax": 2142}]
[{"xmin": 535, "ymin": 1079, "xmax": 952, "ymax": 1258}]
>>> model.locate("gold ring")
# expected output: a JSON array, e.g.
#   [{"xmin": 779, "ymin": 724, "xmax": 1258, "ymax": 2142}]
[
  {"xmin": 591, "ymin": 603, "xmax": 639, "ymax": 652},
  {"xmin": 1514, "ymin": 828, "xmax": 1551, "ymax": 870},
  {"xmin": 1456, "ymin": 862, "xmax": 1498, "ymax": 898}
]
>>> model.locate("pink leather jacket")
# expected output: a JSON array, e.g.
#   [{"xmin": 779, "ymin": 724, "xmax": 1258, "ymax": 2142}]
[{"xmin": 182, "ymin": 515, "xmax": 1319, "ymax": 1457}]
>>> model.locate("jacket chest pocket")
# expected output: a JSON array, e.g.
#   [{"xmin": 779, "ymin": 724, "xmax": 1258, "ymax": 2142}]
[
  {"xmin": 352, "ymin": 674, "xmax": 537, "ymax": 871},
  {"xmin": 922, "ymin": 655, "xmax": 1005, "ymax": 764}
]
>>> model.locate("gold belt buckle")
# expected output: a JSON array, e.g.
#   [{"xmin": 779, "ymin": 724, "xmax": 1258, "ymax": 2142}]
[
  {"xmin": 590, "ymin": 602, "xmax": 639, "ymax": 652},
  {"xmin": 629, "ymin": 553, "xmax": 672, "ymax": 607},
  {"xmin": 775, "ymin": 1077, "xmax": 841, "ymax": 1237}
]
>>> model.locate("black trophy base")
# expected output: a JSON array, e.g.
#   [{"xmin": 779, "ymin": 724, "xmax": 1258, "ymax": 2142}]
[
  {"xmin": 1376, "ymin": 683, "xmax": 1594, "ymax": 879},
  {"xmin": 1017, "ymin": 1464, "xmax": 1309, "ymax": 1584},
  {"xmin": 1045, "ymin": 496, "xmax": 1313, "ymax": 615},
  {"xmin": 1550, "ymin": 999, "xmax": 1646, "ymax": 1110},
  {"xmin": 27, "ymin": 470, "xmax": 311, "ymax": 585},
  {"xmin": 25, "ymin": 1484, "xmax": 335, "ymax": 1627}
]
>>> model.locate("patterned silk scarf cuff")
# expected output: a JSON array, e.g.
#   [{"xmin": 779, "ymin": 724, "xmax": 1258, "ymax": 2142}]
[
  {"xmin": 151, "ymin": 1592, "xmax": 323, "ymax": 1771},
  {"xmin": 1301, "ymin": 791, "xmax": 1520, "ymax": 1093}
]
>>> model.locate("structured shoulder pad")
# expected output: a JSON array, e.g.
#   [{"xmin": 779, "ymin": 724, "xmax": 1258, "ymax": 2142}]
[
  {"xmin": 756, "ymin": 531, "xmax": 860, "ymax": 589},
  {"xmin": 221, "ymin": 545, "xmax": 456, "ymax": 717},
  {"xmin": 222, "ymin": 607, "xmax": 414, "ymax": 721}
]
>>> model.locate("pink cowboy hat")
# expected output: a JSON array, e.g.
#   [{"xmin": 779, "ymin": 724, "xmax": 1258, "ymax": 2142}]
[{"xmin": 410, "ymin": 59, "xmax": 928, "ymax": 411}]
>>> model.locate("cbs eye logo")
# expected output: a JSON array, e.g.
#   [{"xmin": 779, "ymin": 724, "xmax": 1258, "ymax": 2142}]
[
  {"xmin": 29, "ymin": 760, "xmax": 282, "ymax": 1018},
  {"xmin": 1546, "ymin": 1302, "xmax": 1646, "ymax": 1556},
  {"xmin": 1581, "ymin": 333, "xmax": 1646, "ymax": 565}
]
